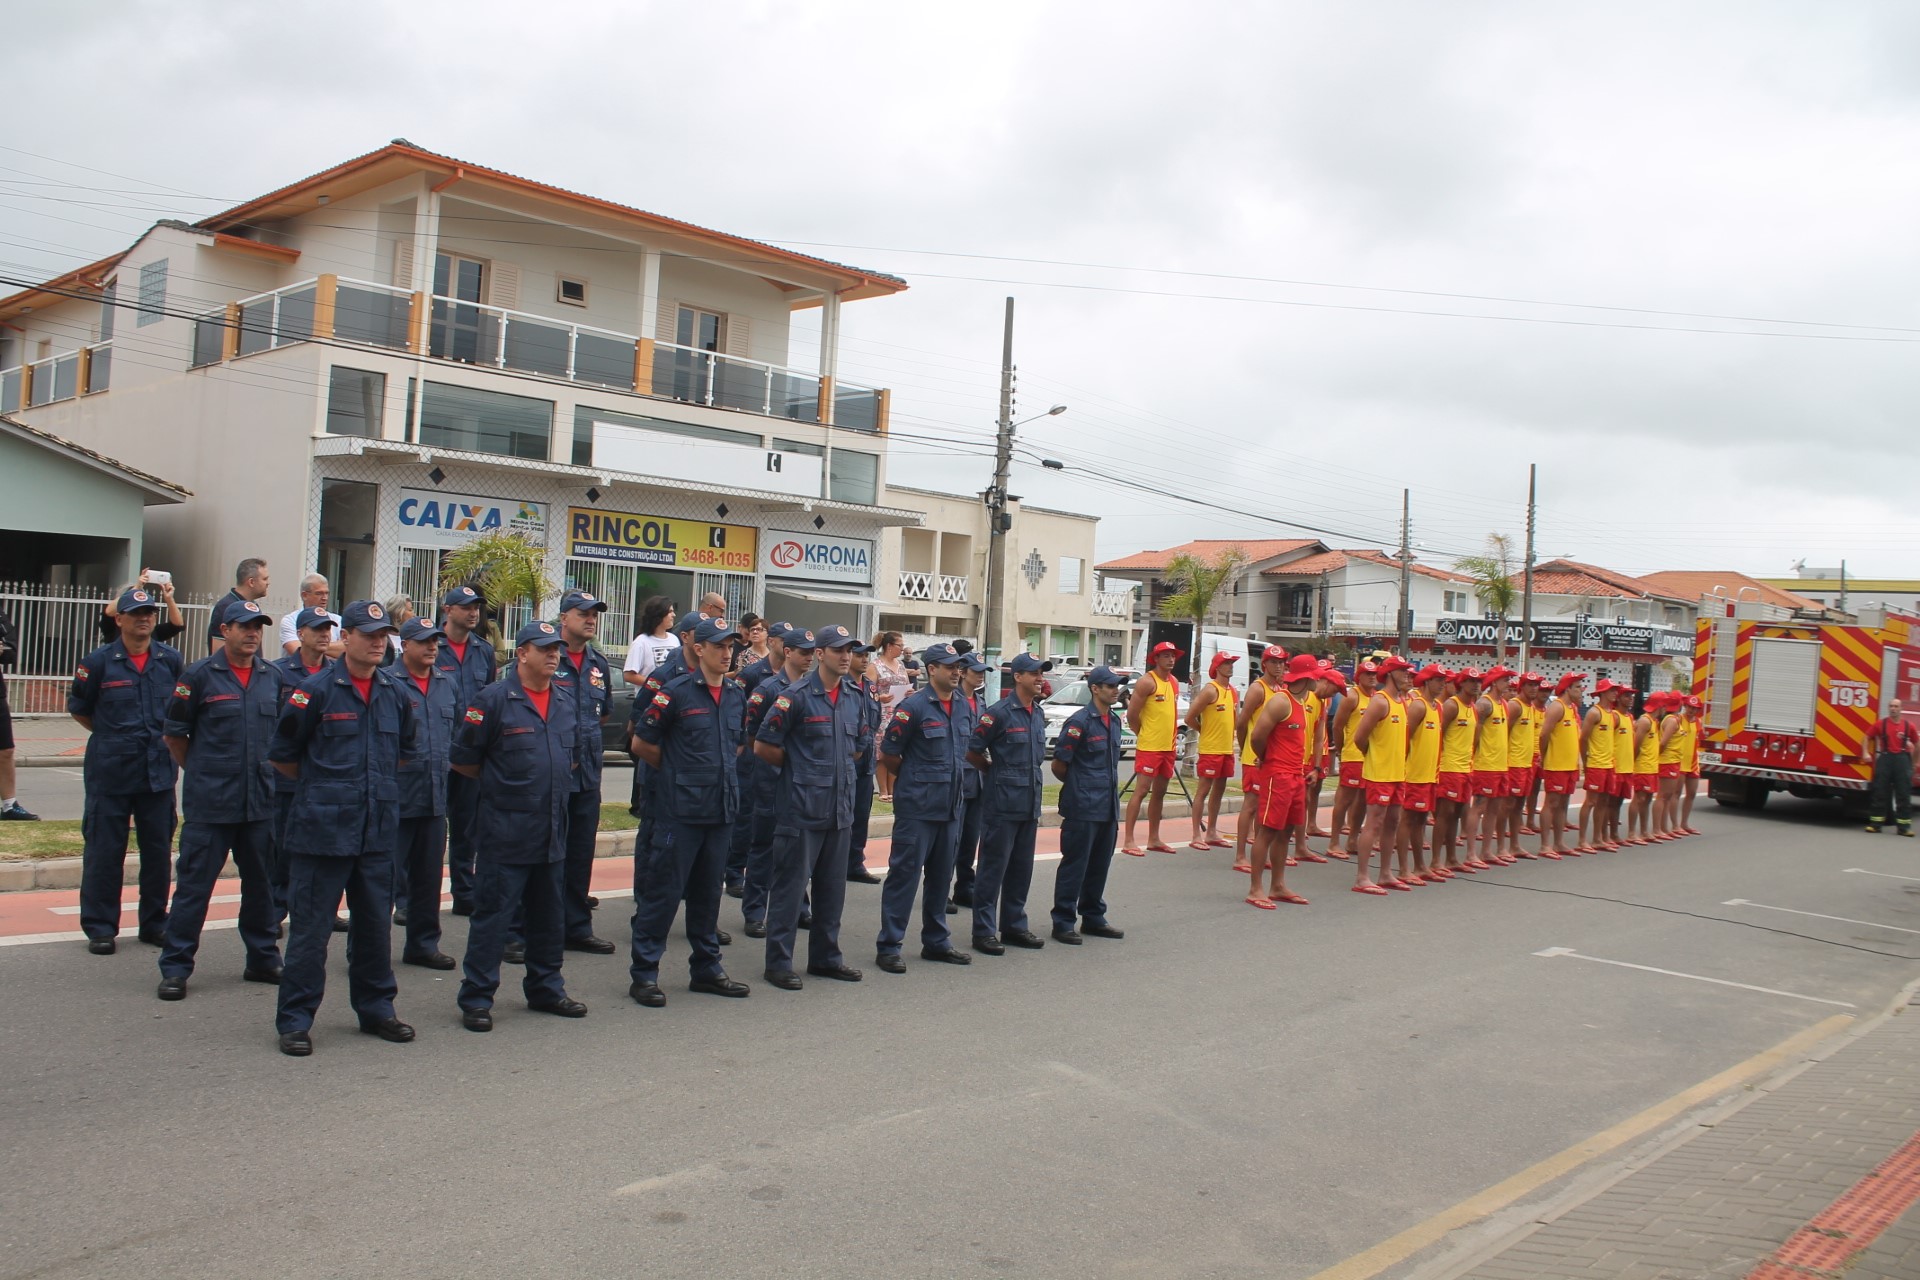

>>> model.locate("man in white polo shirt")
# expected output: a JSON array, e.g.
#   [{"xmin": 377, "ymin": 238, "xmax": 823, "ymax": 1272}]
[{"xmin": 279, "ymin": 573, "xmax": 344, "ymax": 660}]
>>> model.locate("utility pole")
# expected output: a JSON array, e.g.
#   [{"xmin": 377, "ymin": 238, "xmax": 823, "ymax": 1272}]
[
  {"xmin": 1519, "ymin": 463, "xmax": 1538, "ymax": 671},
  {"xmin": 981, "ymin": 296, "xmax": 1016, "ymax": 700},
  {"xmin": 1396, "ymin": 489, "xmax": 1412, "ymax": 657},
  {"xmin": 1839, "ymin": 559, "xmax": 1849, "ymax": 613}
]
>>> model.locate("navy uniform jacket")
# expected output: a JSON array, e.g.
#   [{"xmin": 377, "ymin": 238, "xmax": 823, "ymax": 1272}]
[
  {"xmin": 969, "ymin": 693, "xmax": 1048, "ymax": 824},
  {"xmin": 1055, "ymin": 703, "xmax": 1123, "ymax": 824},
  {"xmin": 267, "ymin": 654, "xmax": 331, "ymax": 797},
  {"xmin": 395, "ymin": 666, "xmax": 459, "ymax": 820},
  {"xmin": 881, "ymin": 685, "xmax": 976, "ymax": 823},
  {"xmin": 851, "ymin": 675, "xmax": 880, "ymax": 771},
  {"xmin": 756, "ymin": 671, "xmax": 863, "ymax": 831},
  {"xmin": 625, "ymin": 645, "xmax": 688, "ymax": 747},
  {"xmin": 961, "ymin": 692, "xmax": 984, "ymax": 801},
  {"xmin": 552, "ymin": 643, "xmax": 613, "ymax": 793},
  {"xmin": 737, "ymin": 654, "xmax": 777, "ymax": 697},
  {"xmin": 163, "ymin": 654, "xmax": 283, "ymax": 824},
  {"xmin": 450, "ymin": 671, "xmax": 578, "ymax": 865},
  {"xmin": 434, "ymin": 630, "xmax": 497, "ymax": 707},
  {"xmin": 637, "ymin": 670, "xmax": 749, "ymax": 824},
  {"xmin": 70, "ymin": 639, "xmax": 184, "ymax": 795},
  {"xmin": 269, "ymin": 666, "xmax": 417, "ymax": 856}
]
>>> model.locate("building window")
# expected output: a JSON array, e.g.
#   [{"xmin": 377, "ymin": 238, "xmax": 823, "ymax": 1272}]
[
  {"xmin": 99, "ymin": 282, "xmax": 116, "ymax": 342},
  {"xmin": 416, "ymin": 381, "xmax": 552, "ymax": 460},
  {"xmin": 325, "ymin": 367, "xmax": 385, "ymax": 438},
  {"xmin": 1444, "ymin": 590, "xmax": 1471, "ymax": 612},
  {"xmin": 557, "ymin": 276, "xmax": 589, "ymax": 307},
  {"xmin": 829, "ymin": 448, "xmax": 878, "ymax": 505},
  {"xmin": 573, "ymin": 405, "xmax": 763, "ymax": 467},
  {"xmin": 1059, "ymin": 556, "xmax": 1083, "ymax": 594},
  {"xmin": 136, "ymin": 260, "xmax": 167, "ymax": 326}
]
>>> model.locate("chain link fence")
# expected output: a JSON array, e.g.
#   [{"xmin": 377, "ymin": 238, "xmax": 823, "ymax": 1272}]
[{"xmin": 0, "ymin": 581, "xmax": 220, "ymax": 714}]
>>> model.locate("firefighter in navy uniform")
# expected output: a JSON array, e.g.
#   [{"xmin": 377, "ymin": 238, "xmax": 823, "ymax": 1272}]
[
  {"xmin": 846, "ymin": 643, "xmax": 885, "ymax": 885},
  {"xmin": 740, "ymin": 626, "xmax": 812, "ymax": 937},
  {"xmin": 1049, "ymin": 664, "xmax": 1128, "ymax": 944},
  {"xmin": 392, "ymin": 617, "xmax": 460, "ymax": 969},
  {"xmin": 951, "ymin": 652, "xmax": 988, "ymax": 910},
  {"xmin": 451, "ymin": 621, "xmax": 588, "ymax": 1033},
  {"xmin": 267, "ymin": 609, "xmax": 336, "ymax": 926},
  {"xmin": 435, "ymin": 584, "xmax": 495, "ymax": 916},
  {"xmin": 873, "ymin": 642, "xmax": 975, "ymax": 973},
  {"xmin": 551, "ymin": 590, "xmax": 616, "ymax": 953},
  {"xmin": 966, "ymin": 651, "xmax": 1053, "ymax": 955},
  {"xmin": 725, "ymin": 620, "xmax": 789, "ymax": 896},
  {"xmin": 70, "ymin": 585, "xmax": 184, "ymax": 954},
  {"xmin": 268, "ymin": 600, "xmax": 418, "ymax": 1057},
  {"xmin": 753, "ymin": 625, "xmax": 865, "ymax": 989},
  {"xmin": 156, "ymin": 598, "xmax": 284, "ymax": 998},
  {"xmin": 627, "ymin": 616, "xmax": 753, "ymax": 1007}
]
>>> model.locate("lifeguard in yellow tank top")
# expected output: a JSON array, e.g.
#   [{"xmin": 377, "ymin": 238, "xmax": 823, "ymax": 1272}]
[
  {"xmin": 1361, "ymin": 694, "xmax": 1408, "ymax": 785},
  {"xmin": 1506, "ymin": 698, "xmax": 1537, "ymax": 788},
  {"xmin": 1136, "ymin": 669, "xmax": 1178, "ymax": 754},
  {"xmin": 1197, "ymin": 677, "xmax": 1237, "ymax": 760},
  {"xmin": 1300, "ymin": 689, "xmax": 1323, "ymax": 777},
  {"xmin": 1405, "ymin": 694, "xmax": 1441, "ymax": 811},
  {"xmin": 1634, "ymin": 710, "xmax": 1660, "ymax": 792},
  {"xmin": 1584, "ymin": 703, "xmax": 1616, "ymax": 772},
  {"xmin": 1543, "ymin": 696, "xmax": 1581, "ymax": 775},
  {"xmin": 1657, "ymin": 711, "xmax": 1686, "ymax": 773},
  {"xmin": 1439, "ymin": 696, "xmax": 1477, "ymax": 803},
  {"xmin": 1241, "ymin": 679, "xmax": 1277, "ymax": 769},
  {"xmin": 1473, "ymin": 696, "xmax": 1509, "ymax": 784},
  {"xmin": 1611, "ymin": 707, "xmax": 1639, "ymax": 794},
  {"xmin": 1680, "ymin": 713, "xmax": 1700, "ymax": 773}
]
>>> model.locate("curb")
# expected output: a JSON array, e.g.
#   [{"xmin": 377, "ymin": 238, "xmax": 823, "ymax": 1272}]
[
  {"xmin": 0, "ymin": 794, "xmax": 1248, "ymax": 892},
  {"xmin": 17, "ymin": 755, "xmax": 85, "ymax": 769}
]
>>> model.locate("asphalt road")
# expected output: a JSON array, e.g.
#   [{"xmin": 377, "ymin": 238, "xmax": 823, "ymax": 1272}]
[{"xmin": 2, "ymin": 798, "xmax": 1916, "ymax": 1279}]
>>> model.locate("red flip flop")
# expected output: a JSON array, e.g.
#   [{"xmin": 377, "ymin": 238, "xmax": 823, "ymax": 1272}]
[
  {"xmin": 1245, "ymin": 895, "xmax": 1277, "ymax": 910},
  {"xmin": 1231, "ymin": 861, "xmax": 1251, "ymax": 874},
  {"xmin": 1187, "ymin": 840, "xmax": 1211, "ymax": 851},
  {"xmin": 1273, "ymin": 892, "xmax": 1310, "ymax": 906},
  {"xmin": 1513, "ymin": 850, "xmax": 1538, "ymax": 860},
  {"xmin": 1327, "ymin": 849, "xmax": 1352, "ymax": 861},
  {"xmin": 1208, "ymin": 839, "xmax": 1234, "ymax": 849},
  {"xmin": 1351, "ymin": 882, "xmax": 1390, "ymax": 896},
  {"xmin": 1540, "ymin": 849, "xmax": 1563, "ymax": 860},
  {"xmin": 1383, "ymin": 878, "xmax": 1413, "ymax": 891},
  {"xmin": 1284, "ymin": 857, "xmax": 1299, "ymax": 867},
  {"xmin": 1300, "ymin": 852, "xmax": 1329, "ymax": 864},
  {"xmin": 1147, "ymin": 843, "xmax": 1178, "ymax": 855},
  {"xmin": 1122, "ymin": 846, "xmax": 1146, "ymax": 858}
]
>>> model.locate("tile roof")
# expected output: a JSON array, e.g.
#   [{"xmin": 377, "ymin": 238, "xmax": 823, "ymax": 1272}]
[
  {"xmin": 1528, "ymin": 558, "xmax": 1693, "ymax": 602},
  {"xmin": 1095, "ymin": 538, "xmax": 1320, "ymax": 574},
  {"xmin": 1638, "ymin": 571, "xmax": 1821, "ymax": 611},
  {"xmin": 0, "ymin": 414, "xmax": 191, "ymax": 501},
  {"xmin": 1262, "ymin": 548, "xmax": 1472, "ymax": 583}
]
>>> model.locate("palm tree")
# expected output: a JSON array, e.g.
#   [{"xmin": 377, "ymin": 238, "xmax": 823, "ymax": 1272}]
[
  {"xmin": 1157, "ymin": 546, "xmax": 1250, "ymax": 689},
  {"xmin": 438, "ymin": 530, "xmax": 556, "ymax": 655},
  {"xmin": 1454, "ymin": 533, "xmax": 1519, "ymax": 660}
]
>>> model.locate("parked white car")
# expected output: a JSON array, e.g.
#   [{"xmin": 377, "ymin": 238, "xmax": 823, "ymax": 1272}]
[{"xmin": 1040, "ymin": 677, "xmax": 1199, "ymax": 764}]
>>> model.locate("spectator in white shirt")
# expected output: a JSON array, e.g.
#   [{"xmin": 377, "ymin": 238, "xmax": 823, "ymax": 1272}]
[
  {"xmin": 621, "ymin": 595, "xmax": 680, "ymax": 687},
  {"xmin": 279, "ymin": 572, "xmax": 345, "ymax": 659}
]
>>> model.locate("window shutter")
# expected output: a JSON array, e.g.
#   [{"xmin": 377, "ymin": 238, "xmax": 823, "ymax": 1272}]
[
  {"xmin": 486, "ymin": 261, "xmax": 521, "ymax": 311},
  {"xmin": 657, "ymin": 298, "xmax": 679, "ymax": 346},
  {"xmin": 392, "ymin": 241, "xmax": 414, "ymax": 290},
  {"xmin": 725, "ymin": 314, "xmax": 751, "ymax": 358}
]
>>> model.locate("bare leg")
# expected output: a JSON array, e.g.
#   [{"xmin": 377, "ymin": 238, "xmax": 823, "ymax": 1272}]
[
  {"xmin": 0, "ymin": 749, "xmax": 15, "ymax": 806},
  {"xmin": 1123, "ymin": 782, "xmax": 1146, "ymax": 849},
  {"xmin": 1353, "ymin": 804, "xmax": 1389, "ymax": 887},
  {"xmin": 1681, "ymin": 775, "xmax": 1699, "ymax": 829},
  {"xmin": 1145, "ymin": 776, "xmax": 1170, "ymax": 848},
  {"xmin": 1205, "ymin": 774, "xmax": 1226, "ymax": 842},
  {"xmin": 1232, "ymin": 781, "xmax": 1255, "ymax": 871}
]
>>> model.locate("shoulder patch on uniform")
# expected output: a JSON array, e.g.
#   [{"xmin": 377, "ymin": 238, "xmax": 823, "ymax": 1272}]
[
  {"xmin": 463, "ymin": 706, "xmax": 485, "ymax": 724},
  {"xmin": 651, "ymin": 692, "xmax": 672, "ymax": 706},
  {"xmin": 589, "ymin": 669, "xmax": 605, "ymax": 686},
  {"xmin": 893, "ymin": 709, "xmax": 911, "ymax": 722},
  {"xmin": 173, "ymin": 682, "xmax": 192, "ymax": 699},
  {"xmin": 289, "ymin": 689, "xmax": 310, "ymax": 707},
  {"xmin": 1066, "ymin": 724, "xmax": 1083, "ymax": 737},
  {"xmin": 749, "ymin": 692, "xmax": 765, "ymax": 706},
  {"xmin": 980, "ymin": 712, "xmax": 995, "ymax": 727},
  {"xmin": 75, "ymin": 664, "xmax": 89, "ymax": 681},
  {"xmin": 774, "ymin": 695, "xmax": 792, "ymax": 710}
]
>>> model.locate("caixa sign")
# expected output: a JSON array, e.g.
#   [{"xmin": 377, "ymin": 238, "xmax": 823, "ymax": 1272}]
[
  {"xmin": 397, "ymin": 488, "xmax": 547, "ymax": 549},
  {"xmin": 762, "ymin": 530, "xmax": 874, "ymax": 585}
]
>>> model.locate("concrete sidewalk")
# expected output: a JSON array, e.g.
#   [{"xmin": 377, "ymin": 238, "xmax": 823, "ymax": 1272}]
[
  {"xmin": 8, "ymin": 714, "xmax": 88, "ymax": 765},
  {"xmin": 1405, "ymin": 984, "xmax": 1920, "ymax": 1280}
]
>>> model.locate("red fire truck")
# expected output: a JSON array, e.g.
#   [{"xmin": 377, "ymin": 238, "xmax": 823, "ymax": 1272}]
[{"xmin": 1694, "ymin": 600, "xmax": 1920, "ymax": 811}]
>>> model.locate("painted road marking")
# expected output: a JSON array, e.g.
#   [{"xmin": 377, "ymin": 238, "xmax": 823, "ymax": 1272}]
[
  {"xmin": 1533, "ymin": 946, "xmax": 1856, "ymax": 1008},
  {"xmin": 0, "ymin": 918, "xmax": 241, "ymax": 947},
  {"xmin": 1723, "ymin": 898, "xmax": 1920, "ymax": 936},
  {"xmin": 1844, "ymin": 867, "xmax": 1920, "ymax": 883},
  {"xmin": 1303, "ymin": 1014, "xmax": 1855, "ymax": 1280}
]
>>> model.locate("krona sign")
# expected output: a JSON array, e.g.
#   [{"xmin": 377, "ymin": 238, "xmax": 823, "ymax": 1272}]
[{"xmin": 769, "ymin": 538, "xmax": 869, "ymax": 573}]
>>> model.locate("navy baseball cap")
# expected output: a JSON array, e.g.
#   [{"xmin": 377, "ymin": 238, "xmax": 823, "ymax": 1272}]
[
  {"xmin": 1008, "ymin": 652, "xmax": 1054, "ymax": 674},
  {"xmin": 116, "ymin": 585, "xmax": 162, "ymax": 614},
  {"xmin": 813, "ymin": 624, "xmax": 860, "ymax": 650},
  {"xmin": 1085, "ymin": 665, "xmax": 1123, "ymax": 686},
  {"xmin": 960, "ymin": 651, "xmax": 989, "ymax": 672},
  {"xmin": 676, "ymin": 611, "xmax": 701, "ymax": 635},
  {"xmin": 218, "ymin": 597, "xmax": 271, "ymax": 628},
  {"xmin": 558, "ymin": 590, "xmax": 608, "ymax": 615},
  {"xmin": 921, "ymin": 643, "xmax": 963, "ymax": 667},
  {"xmin": 785, "ymin": 627, "xmax": 821, "ymax": 652},
  {"xmin": 295, "ymin": 607, "xmax": 337, "ymax": 632},
  {"xmin": 693, "ymin": 616, "xmax": 739, "ymax": 645},
  {"xmin": 513, "ymin": 619, "xmax": 565, "ymax": 648},
  {"xmin": 339, "ymin": 600, "xmax": 398, "ymax": 634},
  {"xmin": 400, "ymin": 617, "xmax": 445, "ymax": 643},
  {"xmin": 441, "ymin": 584, "xmax": 483, "ymax": 608}
]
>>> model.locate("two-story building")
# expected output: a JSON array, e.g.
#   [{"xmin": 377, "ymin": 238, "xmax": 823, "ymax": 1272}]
[{"xmin": 0, "ymin": 141, "xmax": 920, "ymax": 656}]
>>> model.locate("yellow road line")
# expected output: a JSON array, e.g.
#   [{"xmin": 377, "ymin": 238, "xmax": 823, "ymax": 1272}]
[{"xmin": 1305, "ymin": 1014, "xmax": 1855, "ymax": 1280}]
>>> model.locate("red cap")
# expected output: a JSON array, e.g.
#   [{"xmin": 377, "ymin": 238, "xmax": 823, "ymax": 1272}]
[
  {"xmin": 1210, "ymin": 651, "xmax": 1241, "ymax": 674},
  {"xmin": 1376, "ymin": 654, "xmax": 1414, "ymax": 675},
  {"xmin": 1684, "ymin": 694, "xmax": 1703, "ymax": 709},
  {"xmin": 1555, "ymin": 671, "xmax": 1590, "ymax": 695},
  {"xmin": 1518, "ymin": 671, "xmax": 1545, "ymax": 686},
  {"xmin": 1593, "ymin": 678, "xmax": 1618, "ymax": 694},
  {"xmin": 1149, "ymin": 641, "xmax": 1184, "ymax": 660},
  {"xmin": 1286, "ymin": 652, "xmax": 1323, "ymax": 676},
  {"xmin": 1356, "ymin": 660, "xmax": 1381, "ymax": 678},
  {"xmin": 1283, "ymin": 668, "xmax": 1319, "ymax": 685},
  {"xmin": 1412, "ymin": 663, "xmax": 1447, "ymax": 684},
  {"xmin": 1457, "ymin": 667, "xmax": 1483, "ymax": 684},
  {"xmin": 1261, "ymin": 644, "xmax": 1289, "ymax": 664},
  {"xmin": 1322, "ymin": 669, "xmax": 1349, "ymax": 691},
  {"xmin": 1482, "ymin": 664, "xmax": 1516, "ymax": 685}
]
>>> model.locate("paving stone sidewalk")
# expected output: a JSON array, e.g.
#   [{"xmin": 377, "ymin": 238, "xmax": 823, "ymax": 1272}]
[{"xmin": 1447, "ymin": 990, "xmax": 1920, "ymax": 1280}]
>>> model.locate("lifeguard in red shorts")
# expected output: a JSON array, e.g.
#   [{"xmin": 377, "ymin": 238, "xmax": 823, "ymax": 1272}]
[
  {"xmin": 1231, "ymin": 646, "xmax": 1286, "ymax": 873},
  {"xmin": 1537, "ymin": 671, "xmax": 1587, "ymax": 857},
  {"xmin": 1243, "ymin": 665, "xmax": 1318, "ymax": 908},
  {"xmin": 1123, "ymin": 641, "xmax": 1183, "ymax": 855}
]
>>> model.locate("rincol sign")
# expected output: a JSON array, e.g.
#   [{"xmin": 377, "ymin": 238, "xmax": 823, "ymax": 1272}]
[
  {"xmin": 396, "ymin": 489, "xmax": 546, "ymax": 548},
  {"xmin": 566, "ymin": 507, "xmax": 757, "ymax": 571},
  {"xmin": 762, "ymin": 530, "xmax": 874, "ymax": 585}
]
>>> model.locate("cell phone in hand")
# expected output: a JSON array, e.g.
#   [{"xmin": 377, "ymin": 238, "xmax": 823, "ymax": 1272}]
[{"xmin": 142, "ymin": 570, "xmax": 172, "ymax": 586}]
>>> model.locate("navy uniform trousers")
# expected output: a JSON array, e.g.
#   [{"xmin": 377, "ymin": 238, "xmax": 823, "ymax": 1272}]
[
  {"xmin": 445, "ymin": 770, "xmax": 481, "ymax": 909},
  {"xmin": 160, "ymin": 820, "xmax": 279, "ymax": 977},
  {"xmin": 267, "ymin": 789, "xmax": 295, "ymax": 924},
  {"xmin": 397, "ymin": 814, "xmax": 449, "ymax": 959},
  {"xmin": 1053, "ymin": 818, "xmax": 1118, "ymax": 930},
  {"xmin": 279, "ymin": 851, "xmax": 398, "ymax": 1034},
  {"xmin": 459, "ymin": 858, "xmax": 568, "ymax": 1012},
  {"xmin": 740, "ymin": 768, "xmax": 780, "ymax": 925},
  {"xmin": 79, "ymin": 789, "xmax": 175, "ymax": 941},
  {"xmin": 563, "ymin": 789, "xmax": 600, "ymax": 939},
  {"xmin": 765, "ymin": 826, "xmax": 850, "ymax": 974},
  {"xmin": 876, "ymin": 817, "xmax": 959, "ymax": 956},
  {"xmin": 628, "ymin": 817, "xmax": 731, "ymax": 984},
  {"xmin": 973, "ymin": 816, "xmax": 1039, "ymax": 940},
  {"xmin": 725, "ymin": 750, "xmax": 755, "ymax": 893},
  {"xmin": 848, "ymin": 758, "xmax": 876, "ymax": 878},
  {"xmin": 952, "ymin": 793, "xmax": 983, "ymax": 902}
]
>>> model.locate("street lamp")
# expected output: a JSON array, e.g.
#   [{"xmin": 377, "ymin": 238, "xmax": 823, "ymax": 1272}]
[{"xmin": 982, "ymin": 403, "xmax": 1068, "ymax": 697}]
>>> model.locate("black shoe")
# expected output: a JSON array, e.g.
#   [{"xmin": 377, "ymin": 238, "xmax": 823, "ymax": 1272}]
[
  {"xmin": 724, "ymin": 882, "xmax": 745, "ymax": 899},
  {"xmin": 763, "ymin": 969, "xmax": 804, "ymax": 991},
  {"xmin": 332, "ymin": 915, "xmax": 349, "ymax": 933},
  {"xmin": 921, "ymin": 946, "xmax": 972, "ymax": 965},
  {"xmin": 462, "ymin": 1008, "xmax": 492, "ymax": 1032},
  {"xmin": 848, "ymin": 868, "xmax": 882, "ymax": 884},
  {"xmin": 744, "ymin": 919, "xmax": 767, "ymax": 939},
  {"xmin": 1081, "ymin": 922, "xmax": 1126, "ymax": 940},
  {"xmin": 630, "ymin": 981, "xmax": 666, "ymax": 1007},
  {"xmin": 503, "ymin": 942, "xmax": 526, "ymax": 965},
  {"xmin": 1003, "ymin": 928, "xmax": 1046, "ymax": 950},
  {"xmin": 242, "ymin": 964, "xmax": 283, "ymax": 984},
  {"xmin": 278, "ymin": 1029, "xmax": 313, "ymax": 1056},
  {"xmin": 564, "ymin": 934, "xmax": 616, "ymax": 955},
  {"xmin": 138, "ymin": 926, "xmax": 166, "ymax": 947},
  {"xmin": 1051, "ymin": 926, "xmax": 1084, "ymax": 945},
  {"xmin": 88, "ymin": 937, "xmax": 116, "ymax": 955},
  {"xmin": 587, "ymin": 894, "xmax": 600, "ymax": 909},
  {"xmin": 690, "ymin": 974, "xmax": 751, "ymax": 998},
  {"xmin": 0, "ymin": 800, "xmax": 40, "ymax": 820},
  {"xmin": 972, "ymin": 934, "xmax": 1005, "ymax": 956},
  {"xmin": 528, "ymin": 997, "xmax": 588, "ymax": 1018},
  {"xmin": 157, "ymin": 975, "xmax": 187, "ymax": 1001},
  {"xmin": 946, "ymin": 902, "xmax": 959, "ymax": 915},
  {"xmin": 717, "ymin": 929, "xmax": 733, "ymax": 946},
  {"xmin": 391, "ymin": 906, "xmax": 409, "ymax": 927},
  {"xmin": 798, "ymin": 912, "xmax": 814, "ymax": 929},
  {"xmin": 807, "ymin": 962, "xmax": 863, "ymax": 982},
  {"xmin": 952, "ymin": 888, "xmax": 974, "ymax": 908},
  {"xmin": 402, "ymin": 951, "xmax": 456, "ymax": 970},
  {"xmin": 359, "ymin": 1016, "xmax": 415, "ymax": 1043},
  {"xmin": 875, "ymin": 953, "xmax": 906, "ymax": 974},
  {"xmin": 450, "ymin": 900, "xmax": 475, "ymax": 917}
]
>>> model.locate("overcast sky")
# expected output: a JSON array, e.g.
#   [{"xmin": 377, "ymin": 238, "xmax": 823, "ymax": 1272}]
[{"xmin": 10, "ymin": 1, "xmax": 1919, "ymax": 579}]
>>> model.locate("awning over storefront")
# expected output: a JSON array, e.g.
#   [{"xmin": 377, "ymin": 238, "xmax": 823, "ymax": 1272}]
[{"xmin": 766, "ymin": 585, "xmax": 897, "ymax": 609}]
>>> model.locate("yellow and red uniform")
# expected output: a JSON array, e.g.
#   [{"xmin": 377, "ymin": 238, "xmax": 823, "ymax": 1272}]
[
  {"xmin": 1633, "ymin": 714, "xmax": 1659, "ymax": 793},
  {"xmin": 1360, "ymin": 692, "xmax": 1408, "ymax": 808},
  {"xmin": 1196, "ymin": 678, "xmax": 1237, "ymax": 778},
  {"xmin": 1611, "ymin": 707, "xmax": 1640, "ymax": 799},
  {"xmin": 1404, "ymin": 695, "xmax": 1441, "ymax": 812},
  {"xmin": 1259, "ymin": 687, "xmax": 1309, "ymax": 829},
  {"xmin": 1240, "ymin": 678, "xmax": 1277, "ymax": 794},
  {"xmin": 1505, "ymin": 698, "xmax": 1538, "ymax": 797},
  {"xmin": 1542, "ymin": 696, "xmax": 1582, "ymax": 794},
  {"xmin": 1584, "ymin": 703, "xmax": 1617, "ymax": 794},
  {"xmin": 1657, "ymin": 711, "xmax": 1685, "ymax": 779},
  {"xmin": 1337, "ymin": 689, "xmax": 1369, "ymax": 789},
  {"xmin": 1472, "ymin": 696, "xmax": 1509, "ymax": 797},
  {"xmin": 1134, "ymin": 669, "xmax": 1179, "ymax": 778},
  {"xmin": 1439, "ymin": 696, "xmax": 1477, "ymax": 803}
]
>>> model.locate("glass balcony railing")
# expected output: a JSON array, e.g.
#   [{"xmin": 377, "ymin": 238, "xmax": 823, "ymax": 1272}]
[{"xmin": 1, "ymin": 341, "xmax": 112, "ymax": 411}]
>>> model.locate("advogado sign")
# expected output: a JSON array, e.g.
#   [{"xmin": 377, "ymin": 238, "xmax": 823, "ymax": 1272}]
[
  {"xmin": 396, "ymin": 488, "xmax": 546, "ymax": 549},
  {"xmin": 762, "ymin": 530, "xmax": 874, "ymax": 585},
  {"xmin": 1435, "ymin": 617, "xmax": 1684, "ymax": 657}
]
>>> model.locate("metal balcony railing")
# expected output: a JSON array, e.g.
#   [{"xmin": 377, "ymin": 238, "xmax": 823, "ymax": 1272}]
[{"xmin": 0, "ymin": 341, "xmax": 113, "ymax": 412}]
